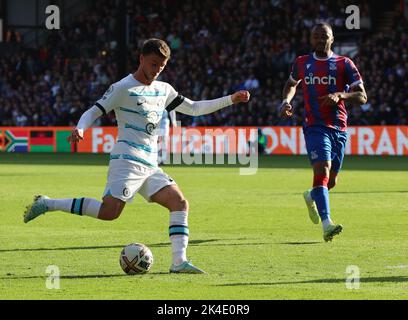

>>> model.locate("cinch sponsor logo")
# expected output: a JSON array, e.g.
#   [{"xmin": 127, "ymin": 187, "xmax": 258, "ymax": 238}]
[{"xmin": 304, "ymin": 73, "xmax": 336, "ymax": 85}]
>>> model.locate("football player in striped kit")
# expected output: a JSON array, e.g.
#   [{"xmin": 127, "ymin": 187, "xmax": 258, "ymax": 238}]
[{"xmin": 280, "ymin": 23, "xmax": 367, "ymax": 242}]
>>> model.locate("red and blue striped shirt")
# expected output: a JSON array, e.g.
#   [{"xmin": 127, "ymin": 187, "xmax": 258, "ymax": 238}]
[{"xmin": 290, "ymin": 52, "xmax": 363, "ymax": 131}]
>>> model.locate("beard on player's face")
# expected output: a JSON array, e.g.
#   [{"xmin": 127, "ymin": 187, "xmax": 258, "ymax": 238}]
[
  {"xmin": 313, "ymin": 40, "xmax": 332, "ymax": 54},
  {"xmin": 311, "ymin": 28, "xmax": 333, "ymax": 54},
  {"xmin": 315, "ymin": 43, "xmax": 326, "ymax": 52}
]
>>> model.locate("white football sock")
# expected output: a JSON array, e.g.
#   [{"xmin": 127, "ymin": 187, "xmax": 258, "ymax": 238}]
[
  {"xmin": 81, "ymin": 198, "xmax": 102, "ymax": 218},
  {"xmin": 44, "ymin": 198, "xmax": 72, "ymax": 212},
  {"xmin": 44, "ymin": 198, "xmax": 101, "ymax": 218},
  {"xmin": 169, "ymin": 211, "xmax": 189, "ymax": 266}
]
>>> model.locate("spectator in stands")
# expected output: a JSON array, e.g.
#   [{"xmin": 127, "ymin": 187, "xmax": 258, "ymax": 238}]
[
  {"xmin": 5, "ymin": 28, "xmax": 21, "ymax": 43},
  {"xmin": 0, "ymin": 0, "xmax": 407, "ymax": 127}
]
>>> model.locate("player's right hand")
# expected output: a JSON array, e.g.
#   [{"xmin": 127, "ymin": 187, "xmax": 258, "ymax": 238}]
[
  {"xmin": 67, "ymin": 129, "xmax": 84, "ymax": 143},
  {"xmin": 280, "ymin": 103, "xmax": 293, "ymax": 118},
  {"xmin": 231, "ymin": 90, "xmax": 251, "ymax": 104}
]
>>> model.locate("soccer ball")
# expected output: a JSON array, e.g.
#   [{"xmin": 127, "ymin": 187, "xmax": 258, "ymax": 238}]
[{"xmin": 119, "ymin": 243, "xmax": 153, "ymax": 275}]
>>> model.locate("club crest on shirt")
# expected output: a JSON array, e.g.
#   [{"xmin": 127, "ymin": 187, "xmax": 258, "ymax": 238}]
[
  {"xmin": 329, "ymin": 63, "xmax": 337, "ymax": 70},
  {"xmin": 123, "ymin": 187, "xmax": 131, "ymax": 197},
  {"xmin": 146, "ymin": 123, "xmax": 157, "ymax": 135},
  {"xmin": 102, "ymin": 85, "xmax": 114, "ymax": 100}
]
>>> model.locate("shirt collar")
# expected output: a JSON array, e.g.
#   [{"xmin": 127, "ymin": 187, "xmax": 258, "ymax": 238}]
[{"xmin": 313, "ymin": 52, "xmax": 334, "ymax": 61}]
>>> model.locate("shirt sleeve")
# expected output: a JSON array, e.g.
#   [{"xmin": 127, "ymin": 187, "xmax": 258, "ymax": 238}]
[
  {"xmin": 165, "ymin": 84, "xmax": 185, "ymax": 111},
  {"xmin": 345, "ymin": 58, "xmax": 363, "ymax": 88},
  {"xmin": 289, "ymin": 57, "xmax": 300, "ymax": 82},
  {"xmin": 174, "ymin": 95, "xmax": 233, "ymax": 116},
  {"xmin": 76, "ymin": 105, "xmax": 103, "ymax": 131},
  {"xmin": 95, "ymin": 83, "xmax": 123, "ymax": 115}
]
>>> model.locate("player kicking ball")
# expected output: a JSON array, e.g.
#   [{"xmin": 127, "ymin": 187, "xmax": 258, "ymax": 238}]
[
  {"xmin": 280, "ymin": 23, "xmax": 367, "ymax": 242},
  {"xmin": 24, "ymin": 38, "xmax": 250, "ymax": 273}
]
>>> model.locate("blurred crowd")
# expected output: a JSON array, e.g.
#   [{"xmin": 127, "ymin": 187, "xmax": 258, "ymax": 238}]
[{"xmin": 1, "ymin": 0, "xmax": 407, "ymax": 127}]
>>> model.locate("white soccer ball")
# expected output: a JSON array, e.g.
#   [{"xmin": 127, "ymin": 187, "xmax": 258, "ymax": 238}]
[{"xmin": 119, "ymin": 243, "xmax": 153, "ymax": 275}]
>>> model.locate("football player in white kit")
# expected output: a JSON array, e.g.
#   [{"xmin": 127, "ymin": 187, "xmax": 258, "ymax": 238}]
[{"xmin": 24, "ymin": 38, "xmax": 250, "ymax": 273}]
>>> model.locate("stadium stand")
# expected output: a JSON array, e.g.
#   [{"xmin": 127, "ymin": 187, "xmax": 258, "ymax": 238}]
[{"xmin": 0, "ymin": 0, "xmax": 407, "ymax": 126}]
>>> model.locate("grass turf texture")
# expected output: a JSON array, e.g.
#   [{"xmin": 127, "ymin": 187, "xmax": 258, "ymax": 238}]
[{"xmin": 0, "ymin": 153, "xmax": 407, "ymax": 299}]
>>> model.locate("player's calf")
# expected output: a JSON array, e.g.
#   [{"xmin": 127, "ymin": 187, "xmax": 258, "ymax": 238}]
[
  {"xmin": 328, "ymin": 171, "xmax": 338, "ymax": 190},
  {"xmin": 98, "ymin": 196, "xmax": 126, "ymax": 220}
]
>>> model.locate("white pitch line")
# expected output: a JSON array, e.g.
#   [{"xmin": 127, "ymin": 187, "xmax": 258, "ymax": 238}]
[{"xmin": 385, "ymin": 265, "xmax": 408, "ymax": 269}]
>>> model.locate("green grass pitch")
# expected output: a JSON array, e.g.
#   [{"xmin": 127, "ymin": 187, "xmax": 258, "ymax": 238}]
[{"xmin": 0, "ymin": 153, "xmax": 407, "ymax": 300}]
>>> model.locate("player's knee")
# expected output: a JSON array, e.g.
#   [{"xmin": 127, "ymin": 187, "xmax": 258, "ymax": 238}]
[
  {"xmin": 314, "ymin": 162, "xmax": 330, "ymax": 177},
  {"xmin": 180, "ymin": 198, "xmax": 189, "ymax": 212},
  {"xmin": 169, "ymin": 195, "xmax": 189, "ymax": 212}
]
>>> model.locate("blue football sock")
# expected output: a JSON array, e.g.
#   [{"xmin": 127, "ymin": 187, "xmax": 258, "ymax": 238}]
[{"xmin": 311, "ymin": 186, "xmax": 330, "ymax": 221}]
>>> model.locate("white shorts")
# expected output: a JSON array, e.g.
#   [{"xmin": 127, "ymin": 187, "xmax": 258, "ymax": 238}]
[{"xmin": 103, "ymin": 159, "xmax": 176, "ymax": 203}]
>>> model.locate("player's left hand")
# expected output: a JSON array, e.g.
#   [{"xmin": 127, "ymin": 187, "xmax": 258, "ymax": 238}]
[
  {"xmin": 231, "ymin": 90, "xmax": 250, "ymax": 104},
  {"xmin": 67, "ymin": 128, "xmax": 84, "ymax": 143},
  {"xmin": 318, "ymin": 93, "xmax": 342, "ymax": 106}
]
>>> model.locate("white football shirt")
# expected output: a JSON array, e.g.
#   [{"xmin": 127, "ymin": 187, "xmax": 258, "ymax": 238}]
[{"xmin": 95, "ymin": 74, "xmax": 181, "ymax": 167}]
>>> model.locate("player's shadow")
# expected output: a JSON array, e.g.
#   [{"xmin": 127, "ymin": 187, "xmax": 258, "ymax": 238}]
[
  {"xmin": 150, "ymin": 240, "xmax": 272, "ymax": 248},
  {"xmin": 0, "ymin": 245, "xmax": 126, "ymax": 253},
  {"xmin": 278, "ymin": 241, "xmax": 321, "ymax": 245},
  {"xmin": 217, "ymin": 276, "xmax": 408, "ymax": 287},
  {"xmin": 0, "ymin": 238, "xmax": 259, "ymax": 253},
  {"xmin": 0, "ymin": 272, "xmax": 169, "ymax": 280},
  {"xmin": 0, "ymin": 240, "xmax": 216, "ymax": 253}
]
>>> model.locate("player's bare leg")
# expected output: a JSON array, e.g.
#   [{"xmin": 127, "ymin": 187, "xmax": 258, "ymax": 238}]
[
  {"xmin": 98, "ymin": 196, "xmax": 126, "ymax": 220},
  {"xmin": 151, "ymin": 185, "xmax": 206, "ymax": 274},
  {"xmin": 328, "ymin": 170, "xmax": 338, "ymax": 190}
]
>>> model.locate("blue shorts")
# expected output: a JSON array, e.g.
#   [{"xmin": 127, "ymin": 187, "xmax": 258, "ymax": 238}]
[{"xmin": 303, "ymin": 126, "xmax": 347, "ymax": 173}]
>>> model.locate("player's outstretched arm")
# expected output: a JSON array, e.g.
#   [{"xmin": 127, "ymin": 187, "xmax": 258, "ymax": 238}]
[
  {"xmin": 280, "ymin": 77, "xmax": 300, "ymax": 118},
  {"xmin": 172, "ymin": 90, "xmax": 250, "ymax": 117},
  {"xmin": 67, "ymin": 106, "xmax": 104, "ymax": 143}
]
